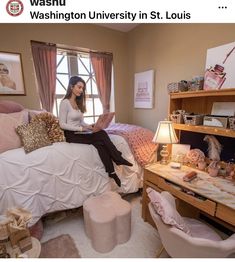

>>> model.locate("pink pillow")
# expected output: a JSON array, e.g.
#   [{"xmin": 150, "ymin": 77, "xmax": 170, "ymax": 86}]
[
  {"xmin": 27, "ymin": 109, "xmax": 47, "ymax": 121},
  {"xmin": 0, "ymin": 100, "xmax": 24, "ymax": 113},
  {"xmin": 147, "ymin": 188, "xmax": 191, "ymax": 234},
  {"xmin": 0, "ymin": 111, "xmax": 28, "ymax": 154}
]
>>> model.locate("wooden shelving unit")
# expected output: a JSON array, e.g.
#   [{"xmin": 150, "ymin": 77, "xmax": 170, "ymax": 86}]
[
  {"xmin": 173, "ymin": 123, "xmax": 235, "ymax": 138},
  {"xmin": 170, "ymin": 88, "xmax": 235, "ymax": 99},
  {"xmin": 169, "ymin": 88, "xmax": 235, "ymax": 139}
]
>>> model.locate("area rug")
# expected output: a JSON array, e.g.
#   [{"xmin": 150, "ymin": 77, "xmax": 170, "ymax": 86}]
[{"xmin": 40, "ymin": 234, "xmax": 81, "ymax": 258}]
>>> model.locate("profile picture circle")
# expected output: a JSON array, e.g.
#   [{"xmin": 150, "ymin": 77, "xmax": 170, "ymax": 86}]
[{"xmin": 6, "ymin": 0, "xmax": 24, "ymax": 16}]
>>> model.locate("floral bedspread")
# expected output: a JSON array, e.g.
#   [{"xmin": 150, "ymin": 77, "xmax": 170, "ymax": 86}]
[{"xmin": 106, "ymin": 123, "xmax": 158, "ymax": 167}]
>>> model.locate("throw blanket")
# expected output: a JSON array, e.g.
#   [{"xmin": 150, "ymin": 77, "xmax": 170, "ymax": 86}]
[{"xmin": 106, "ymin": 123, "xmax": 158, "ymax": 167}]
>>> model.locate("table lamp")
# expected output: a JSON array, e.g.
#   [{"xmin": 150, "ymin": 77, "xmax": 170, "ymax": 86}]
[{"xmin": 152, "ymin": 120, "xmax": 178, "ymax": 164}]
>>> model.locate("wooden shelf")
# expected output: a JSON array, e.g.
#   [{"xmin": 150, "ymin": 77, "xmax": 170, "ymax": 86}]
[
  {"xmin": 173, "ymin": 123, "xmax": 235, "ymax": 138},
  {"xmin": 170, "ymin": 88, "xmax": 235, "ymax": 99}
]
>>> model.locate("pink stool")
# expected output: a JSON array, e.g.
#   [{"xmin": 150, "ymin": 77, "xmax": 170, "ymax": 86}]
[{"xmin": 83, "ymin": 191, "xmax": 131, "ymax": 253}]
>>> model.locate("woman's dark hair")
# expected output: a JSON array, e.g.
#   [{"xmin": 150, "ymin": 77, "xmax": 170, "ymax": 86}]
[{"xmin": 63, "ymin": 76, "xmax": 86, "ymax": 113}]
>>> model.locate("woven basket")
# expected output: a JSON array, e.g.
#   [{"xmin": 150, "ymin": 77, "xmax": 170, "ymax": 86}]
[
  {"xmin": 167, "ymin": 81, "xmax": 189, "ymax": 93},
  {"xmin": 228, "ymin": 117, "xmax": 235, "ymax": 130},
  {"xmin": 183, "ymin": 114, "xmax": 203, "ymax": 125},
  {"xmin": 170, "ymin": 114, "xmax": 184, "ymax": 124},
  {"xmin": 188, "ymin": 79, "xmax": 204, "ymax": 91}
]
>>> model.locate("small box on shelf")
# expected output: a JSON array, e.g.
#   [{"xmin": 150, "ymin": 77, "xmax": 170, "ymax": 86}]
[
  {"xmin": 203, "ymin": 116, "xmax": 228, "ymax": 128},
  {"xmin": 183, "ymin": 114, "xmax": 204, "ymax": 125},
  {"xmin": 170, "ymin": 114, "xmax": 184, "ymax": 124},
  {"xmin": 228, "ymin": 117, "xmax": 235, "ymax": 130},
  {"xmin": 167, "ymin": 81, "xmax": 189, "ymax": 93}
]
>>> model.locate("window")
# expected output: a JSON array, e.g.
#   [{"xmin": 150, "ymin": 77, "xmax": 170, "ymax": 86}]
[{"xmin": 53, "ymin": 49, "xmax": 103, "ymax": 124}]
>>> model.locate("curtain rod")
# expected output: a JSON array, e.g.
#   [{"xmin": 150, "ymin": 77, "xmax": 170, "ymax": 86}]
[
  {"xmin": 31, "ymin": 40, "xmax": 113, "ymax": 56},
  {"xmin": 30, "ymin": 40, "xmax": 55, "ymax": 46},
  {"xmin": 57, "ymin": 45, "xmax": 113, "ymax": 56},
  {"xmin": 31, "ymin": 40, "xmax": 112, "ymax": 55}
]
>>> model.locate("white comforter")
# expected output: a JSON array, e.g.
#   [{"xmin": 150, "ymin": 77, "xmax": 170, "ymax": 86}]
[{"xmin": 0, "ymin": 135, "xmax": 143, "ymax": 226}]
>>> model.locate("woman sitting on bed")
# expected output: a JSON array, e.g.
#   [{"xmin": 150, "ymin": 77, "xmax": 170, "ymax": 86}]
[{"xmin": 59, "ymin": 76, "xmax": 132, "ymax": 187}]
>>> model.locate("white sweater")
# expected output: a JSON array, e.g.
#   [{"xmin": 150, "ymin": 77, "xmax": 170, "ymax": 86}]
[{"xmin": 59, "ymin": 99, "xmax": 89, "ymax": 131}]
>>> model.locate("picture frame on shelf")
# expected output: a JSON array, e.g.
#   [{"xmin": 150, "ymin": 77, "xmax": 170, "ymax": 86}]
[
  {"xmin": 171, "ymin": 144, "xmax": 191, "ymax": 163},
  {"xmin": 134, "ymin": 69, "xmax": 154, "ymax": 109},
  {"xmin": 0, "ymin": 51, "xmax": 25, "ymax": 95}
]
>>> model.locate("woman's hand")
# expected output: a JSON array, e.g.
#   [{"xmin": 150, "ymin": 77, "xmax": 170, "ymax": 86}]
[{"xmin": 82, "ymin": 125, "xmax": 94, "ymax": 131}]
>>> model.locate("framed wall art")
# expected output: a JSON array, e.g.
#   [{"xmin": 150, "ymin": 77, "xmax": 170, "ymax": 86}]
[
  {"xmin": 204, "ymin": 41, "xmax": 235, "ymax": 90},
  {"xmin": 134, "ymin": 69, "xmax": 154, "ymax": 108},
  {"xmin": 0, "ymin": 51, "xmax": 25, "ymax": 95}
]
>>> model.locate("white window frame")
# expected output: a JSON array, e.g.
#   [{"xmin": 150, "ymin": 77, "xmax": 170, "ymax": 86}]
[{"xmin": 54, "ymin": 49, "xmax": 102, "ymax": 123}]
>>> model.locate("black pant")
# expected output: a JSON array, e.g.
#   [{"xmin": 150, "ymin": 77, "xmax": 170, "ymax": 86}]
[{"xmin": 64, "ymin": 130, "xmax": 122, "ymax": 174}]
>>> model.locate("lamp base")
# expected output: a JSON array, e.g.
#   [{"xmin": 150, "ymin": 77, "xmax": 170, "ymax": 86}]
[{"xmin": 160, "ymin": 144, "xmax": 169, "ymax": 165}]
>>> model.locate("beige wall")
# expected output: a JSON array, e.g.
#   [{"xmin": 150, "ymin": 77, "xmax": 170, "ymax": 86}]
[
  {"xmin": 1, "ymin": 24, "xmax": 235, "ymax": 130},
  {"xmin": 0, "ymin": 24, "xmax": 130, "ymax": 123},
  {"xmin": 127, "ymin": 24, "xmax": 235, "ymax": 131}
]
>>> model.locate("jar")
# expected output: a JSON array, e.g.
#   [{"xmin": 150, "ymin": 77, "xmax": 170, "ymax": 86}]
[
  {"xmin": 225, "ymin": 159, "xmax": 235, "ymax": 176},
  {"xmin": 208, "ymin": 161, "xmax": 219, "ymax": 177},
  {"xmin": 197, "ymin": 161, "xmax": 207, "ymax": 171}
]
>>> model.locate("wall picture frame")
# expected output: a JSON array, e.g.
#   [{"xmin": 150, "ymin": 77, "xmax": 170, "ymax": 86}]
[
  {"xmin": 134, "ymin": 69, "xmax": 154, "ymax": 109},
  {"xmin": 0, "ymin": 51, "xmax": 25, "ymax": 95},
  {"xmin": 204, "ymin": 41, "xmax": 235, "ymax": 90}
]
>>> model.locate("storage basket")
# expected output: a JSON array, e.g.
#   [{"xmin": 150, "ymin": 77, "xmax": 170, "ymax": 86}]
[
  {"xmin": 170, "ymin": 114, "xmax": 184, "ymax": 124},
  {"xmin": 167, "ymin": 81, "xmax": 189, "ymax": 93},
  {"xmin": 188, "ymin": 79, "xmax": 204, "ymax": 91},
  {"xmin": 228, "ymin": 117, "xmax": 235, "ymax": 130},
  {"xmin": 183, "ymin": 114, "xmax": 203, "ymax": 125},
  {"xmin": 203, "ymin": 116, "xmax": 228, "ymax": 128}
]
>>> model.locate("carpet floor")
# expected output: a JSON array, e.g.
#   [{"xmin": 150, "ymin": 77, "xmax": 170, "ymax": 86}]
[
  {"xmin": 40, "ymin": 192, "xmax": 168, "ymax": 258},
  {"xmin": 40, "ymin": 192, "xmax": 235, "ymax": 258}
]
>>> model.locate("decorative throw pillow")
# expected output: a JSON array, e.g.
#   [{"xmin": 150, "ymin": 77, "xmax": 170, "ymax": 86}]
[
  {"xmin": 0, "ymin": 100, "xmax": 24, "ymax": 113},
  {"xmin": 147, "ymin": 187, "xmax": 191, "ymax": 234},
  {"xmin": 31, "ymin": 112, "xmax": 65, "ymax": 143},
  {"xmin": 16, "ymin": 121, "xmax": 52, "ymax": 153},
  {"xmin": 0, "ymin": 111, "xmax": 29, "ymax": 154},
  {"xmin": 27, "ymin": 109, "xmax": 47, "ymax": 121}
]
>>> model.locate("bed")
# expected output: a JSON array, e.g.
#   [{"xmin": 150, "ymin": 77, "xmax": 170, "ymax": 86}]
[
  {"xmin": 0, "ymin": 135, "xmax": 144, "ymax": 226},
  {"xmin": 0, "ymin": 100, "xmax": 157, "ymax": 226}
]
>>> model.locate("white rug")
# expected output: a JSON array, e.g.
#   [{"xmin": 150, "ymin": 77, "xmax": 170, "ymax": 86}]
[{"xmin": 41, "ymin": 192, "xmax": 168, "ymax": 258}]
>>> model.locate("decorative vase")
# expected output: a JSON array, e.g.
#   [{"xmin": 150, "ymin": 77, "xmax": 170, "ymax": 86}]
[
  {"xmin": 197, "ymin": 161, "xmax": 207, "ymax": 171},
  {"xmin": 225, "ymin": 162, "xmax": 234, "ymax": 176},
  {"xmin": 208, "ymin": 161, "xmax": 220, "ymax": 177},
  {"xmin": 208, "ymin": 167, "xmax": 219, "ymax": 177}
]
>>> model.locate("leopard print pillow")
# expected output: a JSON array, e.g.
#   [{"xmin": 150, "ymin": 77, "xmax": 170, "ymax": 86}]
[
  {"xmin": 16, "ymin": 121, "xmax": 52, "ymax": 153},
  {"xmin": 31, "ymin": 112, "xmax": 65, "ymax": 143}
]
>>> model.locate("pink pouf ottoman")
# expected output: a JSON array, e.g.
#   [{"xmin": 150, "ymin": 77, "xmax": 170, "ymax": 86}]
[{"xmin": 83, "ymin": 191, "xmax": 131, "ymax": 253}]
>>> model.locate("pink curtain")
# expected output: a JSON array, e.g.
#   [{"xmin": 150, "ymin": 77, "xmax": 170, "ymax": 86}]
[
  {"xmin": 31, "ymin": 41, "xmax": 56, "ymax": 112},
  {"xmin": 90, "ymin": 52, "xmax": 113, "ymax": 113}
]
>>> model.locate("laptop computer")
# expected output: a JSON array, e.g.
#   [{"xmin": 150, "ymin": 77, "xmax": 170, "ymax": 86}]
[{"xmin": 74, "ymin": 112, "xmax": 115, "ymax": 134}]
